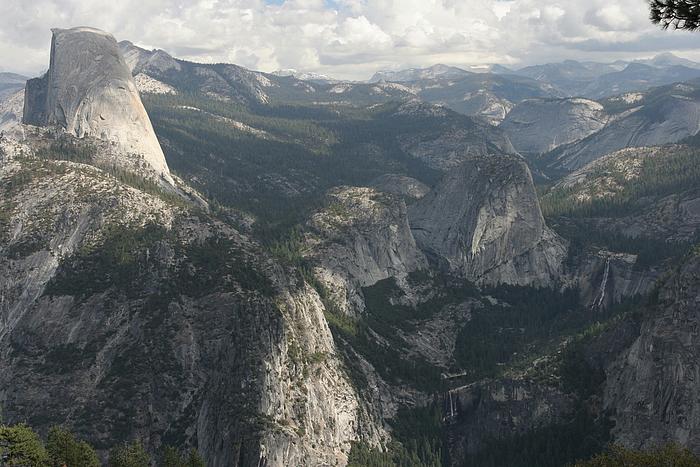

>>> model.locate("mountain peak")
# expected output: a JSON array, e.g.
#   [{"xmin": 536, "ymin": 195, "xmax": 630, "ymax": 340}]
[
  {"xmin": 271, "ymin": 68, "xmax": 335, "ymax": 82},
  {"xmin": 634, "ymin": 52, "xmax": 700, "ymax": 69},
  {"xmin": 22, "ymin": 27, "xmax": 173, "ymax": 184},
  {"xmin": 368, "ymin": 63, "xmax": 471, "ymax": 83}
]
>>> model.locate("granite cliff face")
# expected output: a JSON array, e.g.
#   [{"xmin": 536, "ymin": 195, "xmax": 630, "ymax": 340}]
[
  {"xmin": 0, "ymin": 88, "xmax": 24, "ymax": 132},
  {"xmin": 305, "ymin": 186, "xmax": 427, "ymax": 315},
  {"xmin": 602, "ymin": 253, "xmax": 700, "ymax": 452},
  {"xmin": 541, "ymin": 85, "xmax": 700, "ymax": 173},
  {"xmin": 500, "ymin": 98, "xmax": 608, "ymax": 154},
  {"xmin": 573, "ymin": 250, "xmax": 660, "ymax": 310},
  {"xmin": 8, "ymin": 25, "xmax": 700, "ymax": 467},
  {"xmin": 549, "ymin": 145, "xmax": 700, "ymax": 242},
  {"xmin": 0, "ymin": 72, "xmax": 27, "ymax": 100},
  {"xmin": 445, "ymin": 379, "xmax": 572, "ymax": 465},
  {"xmin": 22, "ymin": 27, "xmax": 173, "ymax": 184},
  {"xmin": 0, "ymin": 132, "xmax": 381, "ymax": 466},
  {"xmin": 393, "ymin": 100, "xmax": 516, "ymax": 171},
  {"xmin": 369, "ymin": 174, "xmax": 430, "ymax": 201},
  {"xmin": 409, "ymin": 155, "xmax": 566, "ymax": 286}
]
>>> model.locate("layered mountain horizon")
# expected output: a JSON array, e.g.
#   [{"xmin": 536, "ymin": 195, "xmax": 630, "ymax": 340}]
[{"xmin": 1, "ymin": 24, "xmax": 700, "ymax": 467}]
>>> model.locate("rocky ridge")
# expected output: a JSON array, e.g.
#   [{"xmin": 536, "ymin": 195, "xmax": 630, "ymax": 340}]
[
  {"xmin": 393, "ymin": 101, "xmax": 516, "ymax": 171},
  {"xmin": 500, "ymin": 98, "xmax": 608, "ymax": 154},
  {"xmin": 369, "ymin": 174, "xmax": 430, "ymax": 201},
  {"xmin": 545, "ymin": 145, "xmax": 700, "ymax": 242},
  {"xmin": 305, "ymin": 186, "xmax": 427, "ymax": 315},
  {"xmin": 0, "ymin": 130, "xmax": 385, "ymax": 466},
  {"xmin": 22, "ymin": 27, "xmax": 173, "ymax": 184},
  {"xmin": 602, "ymin": 252, "xmax": 700, "ymax": 453},
  {"xmin": 409, "ymin": 155, "xmax": 566, "ymax": 286},
  {"xmin": 541, "ymin": 84, "xmax": 700, "ymax": 173}
]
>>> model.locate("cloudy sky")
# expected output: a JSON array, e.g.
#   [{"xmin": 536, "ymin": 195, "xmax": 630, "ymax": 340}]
[{"xmin": 1, "ymin": 0, "xmax": 699, "ymax": 80}]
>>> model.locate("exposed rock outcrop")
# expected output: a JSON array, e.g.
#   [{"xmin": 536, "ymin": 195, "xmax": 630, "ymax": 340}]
[
  {"xmin": 305, "ymin": 186, "xmax": 427, "ymax": 315},
  {"xmin": 0, "ymin": 72, "xmax": 27, "ymax": 99},
  {"xmin": 392, "ymin": 69, "xmax": 561, "ymax": 123},
  {"xmin": 118, "ymin": 40, "xmax": 276, "ymax": 105},
  {"xmin": 449, "ymin": 90, "xmax": 514, "ymax": 126},
  {"xmin": 541, "ymin": 87, "xmax": 700, "ymax": 173},
  {"xmin": 603, "ymin": 253, "xmax": 700, "ymax": 453},
  {"xmin": 133, "ymin": 73, "xmax": 178, "ymax": 95},
  {"xmin": 0, "ymin": 88, "xmax": 24, "ymax": 132},
  {"xmin": 119, "ymin": 40, "xmax": 181, "ymax": 76},
  {"xmin": 0, "ymin": 135, "xmax": 383, "ymax": 466},
  {"xmin": 500, "ymin": 98, "xmax": 608, "ymax": 154},
  {"xmin": 445, "ymin": 379, "xmax": 572, "ymax": 465},
  {"xmin": 574, "ymin": 250, "xmax": 660, "ymax": 310},
  {"xmin": 369, "ymin": 174, "xmax": 430, "ymax": 200},
  {"xmin": 368, "ymin": 64, "xmax": 472, "ymax": 83},
  {"xmin": 393, "ymin": 101, "xmax": 516, "ymax": 171},
  {"xmin": 409, "ymin": 155, "xmax": 566, "ymax": 286},
  {"xmin": 22, "ymin": 27, "xmax": 173, "ymax": 184}
]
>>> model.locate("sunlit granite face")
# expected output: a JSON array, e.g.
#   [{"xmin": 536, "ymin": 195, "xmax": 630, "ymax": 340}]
[{"xmin": 23, "ymin": 27, "xmax": 173, "ymax": 184}]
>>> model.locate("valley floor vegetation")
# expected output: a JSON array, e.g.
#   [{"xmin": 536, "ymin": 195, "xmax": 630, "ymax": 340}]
[{"xmin": 0, "ymin": 422, "xmax": 204, "ymax": 467}]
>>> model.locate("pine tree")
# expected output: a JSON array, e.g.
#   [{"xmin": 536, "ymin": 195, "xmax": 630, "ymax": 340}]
[
  {"xmin": 108, "ymin": 440, "xmax": 151, "ymax": 467},
  {"xmin": 574, "ymin": 443, "xmax": 700, "ymax": 466},
  {"xmin": 160, "ymin": 445, "xmax": 206, "ymax": 467},
  {"xmin": 650, "ymin": 0, "xmax": 700, "ymax": 31},
  {"xmin": 0, "ymin": 423, "xmax": 49, "ymax": 467},
  {"xmin": 46, "ymin": 426, "xmax": 99, "ymax": 467}
]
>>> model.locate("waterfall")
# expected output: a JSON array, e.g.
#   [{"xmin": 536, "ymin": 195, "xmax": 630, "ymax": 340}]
[{"xmin": 591, "ymin": 256, "xmax": 611, "ymax": 310}]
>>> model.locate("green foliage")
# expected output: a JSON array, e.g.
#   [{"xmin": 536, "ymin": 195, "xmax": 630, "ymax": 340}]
[
  {"xmin": 347, "ymin": 442, "xmax": 395, "ymax": 467},
  {"xmin": 560, "ymin": 342, "xmax": 606, "ymax": 400},
  {"xmin": 555, "ymin": 220, "xmax": 696, "ymax": 269},
  {"xmin": 457, "ymin": 296, "xmax": 654, "ymax": 466},
  {"xmin": 348, "ymin": 441, "xmax": 441, "ymax": 467},
  {"xmin": 102, "ymin": 165, "xmax": 189, "ymax": 208},
  {"xmin": 347, "ymin": 403, "xmax": 444, "ymax": 467},
  {"xmin": 36, "ymin": 138, "xmax": 95, "ymax": 164},
  {"xmin": 160, "ymin": 446, "xmax": 205, "ymax": 467},
  {"xmin": 34, "ymin": 133, "xmax": 187, "ymax": 208},
  {"xmin": 541, "ymin": 145, "xmax": 700, "ymax": 220},
  {"xmin": 0, "ymin": 423, "xmax": 49, "ymax": 467},
  {"xmin": 177, "ymin": 236, "xmax": 275, "ymax": 297},
  {"xmin": 0, "ymin": 200, "xmax": 16, "ymax": 243},
  {"xmin": 46, "ymin": 426, "xmax": 99, "ymax": 467},
  {"xmin": 575, "ymin": 443, "xmax": 700, "ymax": 466},
  {"xmin": 108, "ymin": 440, "xmax": 151, "ymax": 467},
  {"xmin": 308, "ymin": 273, "xmax": 440, "ymax": 389},
  {"xmin": 355, "ymin": 275, "xmax": 475, "ymax": 383},
  {"xmin": 300, "ymin": 267, "xmax": 360, "ymax": 337},
  {"xmin": 267, "ymin": 226, "xmax": 306, "ymax": 266},
  {"xmin": 45, "ymin": 218, "xmax": 274, "ymax": 304},
  {"xmin": 41, "ymin": 344, "xmax": 96, "ymax": 375},
  {"xmin": 461, "ymin": 407, "xmax": 612, "ymax": 467},
  {"xmin": 364, "ymin": 275, "xmax": 478, "ymax": 330},
  {"xmin": 45, "ymin": 223, "xmax": 170, "ymax": 298},
  {"xmin": 454, "ymin": 285, "xmax": 582, "ymax": 380},
  {"xmin": 143, "ymin": 93, "xmax": 441, "ymax": 236}
]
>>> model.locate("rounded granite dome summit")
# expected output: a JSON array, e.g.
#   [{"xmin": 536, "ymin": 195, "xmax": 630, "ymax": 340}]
[{"xmin": 23, "ymin": 26, "xmax": 173, "ymax": 185}]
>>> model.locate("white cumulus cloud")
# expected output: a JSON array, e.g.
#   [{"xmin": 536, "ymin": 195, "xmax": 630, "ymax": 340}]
[{"xmin": 0, "ymin": 0, "xmax": 698, "ymax": 80}]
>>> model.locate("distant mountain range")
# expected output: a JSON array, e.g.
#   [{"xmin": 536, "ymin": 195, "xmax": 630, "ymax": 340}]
[
  {"xmin": 271, "ymin": 68, "xmax": 337, "ymax": 83},
  {"xmin": 368, "ymin": 64, "xmax": 471, "ymax": 83},
  {"xmin": 7, "ymin": 49, "xmax": 700, "ymax": 122},
  {"xmin": 366, "ymin": 53, "xmax": 700, "ymax": 99},
  {"xmin": 0, "ymin": 71, "xmax": 28, "ymax": 98},
  {"xmin": 3, "ymin": 27, "xmax": 700, "ymax": 467}
]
